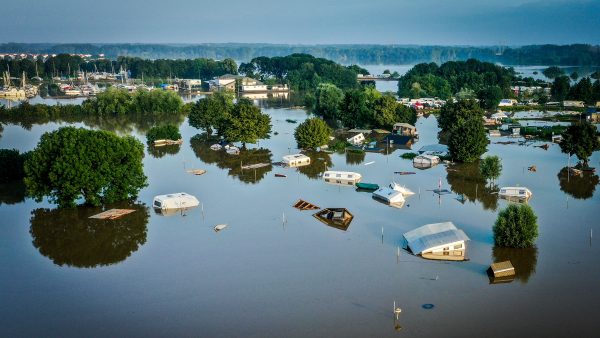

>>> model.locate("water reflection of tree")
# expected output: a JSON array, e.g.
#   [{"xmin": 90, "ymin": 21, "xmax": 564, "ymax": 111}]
[
  {"xmin": 147, "ymin": 144, "xmax": 181, "ymax": 158},
  {"xmin": 446, "ymin": 162, "xmax": 499, "ymax": 211},
  {"xmin": 296, "ymin": 151, "xmax": 333, "ymax": 180},
  {"xmin": 346, "ymin": 151, "xmax": 365, "ymax": 165},
  {"xmin": 190, "ymin": 135, "xmax": 272, "ymax": 184},
  {"xmin": 557, "ymin": 167, "xmax": 599, "ymax": 200},
  {"xmin": 29, "ymin": 203, "xmax": 149, "ymax": 268},
  {"xmin": 0, "ymin": 181, "xmax": 26, "ymax": 205},
  {"xmin": 492, "ymin": 246, "xmax": 538, "ymax": 284}
]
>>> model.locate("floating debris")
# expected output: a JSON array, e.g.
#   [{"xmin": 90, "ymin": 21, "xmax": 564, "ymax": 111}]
[
  {"xmin": 214, "ymin": 224, "xmax": 228, "ymax": 232},
  {"xmin": 394, "ymin": 171, "xmax": 416, "ymax": 175},
  {"xmin": 488, "ymin": 260, "xmax": 516, "ymax": 284},
  {"xmin": 528, "ymin": 165, "xmax": 537, "ymax": 172},
  {"xmin": 89, "ymin": 209, "xmax": 135, "ymax": 220},
  {"xmin": 153, "ymin": 139, "xmax": 183, "ymax": 147},
  {"xmin": 241, "ymin": 163, "xmax": 270, "ymax": 170},
  {"xmin": 187, "ymin": 169, "xmax": 207, "ymax": 176},
  {"xmin": 313, "ymin": 208, "xmax": 354, "ymax": 231},
  {"xmin": 293, "ymin": 199, "xmax": 320, "ymax": 211},
  {"xmin": 422, "ymin": 304, "xmax": 435, "ymax": 310},
  {"xmin": 534, "ymin": 144, "xmax": 549, "ymax": 150},
  {"xmin": 364, "ymin": 161, "xmax": 375, "ymax": 166},
  {"xmin": 275, "ymin": 173, "xmax": 287, "ymax": 178}
]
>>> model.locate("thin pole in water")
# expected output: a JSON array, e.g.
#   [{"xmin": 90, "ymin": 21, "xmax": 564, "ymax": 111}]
[{"xmin": 381, "ymin": 226, "xmax": 384, "ymax": 244}]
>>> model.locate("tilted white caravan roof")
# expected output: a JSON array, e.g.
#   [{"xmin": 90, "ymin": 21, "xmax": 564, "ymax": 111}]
[{"xmin": 403, "ymin": 222, "xmax": 470, "ymax": 255}]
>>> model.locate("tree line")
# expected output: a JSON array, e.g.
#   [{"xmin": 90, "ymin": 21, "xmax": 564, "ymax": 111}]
[{"xmin": 3, "ymin": 43, "xmax": 600, "ymax": 66}]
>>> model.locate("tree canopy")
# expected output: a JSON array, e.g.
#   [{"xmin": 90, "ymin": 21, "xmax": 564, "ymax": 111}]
[
  {"xmin": 0, "ymin": 149, "xmax": 29, "ymax": 183},
  {"xmin": 294, "ymin": 118, "xmax": 332, "ymax": 150},
  {"xmin": 479, "ymin": 155, "xmax": 502, "ymax": 185},
  {"xmin": 24, "ymin": 127, "xmax": 148, "ymax": 208},
  {"xmin": 188, "ymin": 91, "xmax": 234, "ymax": 136},
  {"xmin": 493, "ymin": 204, "xmax": 539, "ymax": 248},
  {"xmin": 223, "ymin": 98, "xmax": 271, "ymax": 145},
  {"xmin": 559, "ymin": 121, "xmax": 600, "ymax": 167},
  {"xmin": 314, "ymin": 83, "xmax": 344, "ymax": 120},
  {"xmin": 542, "ymin": 66, "xmax": 565, "ymax": 79},
  {"xmin": 146, "ymin": 125, "xmax": 181, "ymax": 145},
  {"xmin": 438, "ymin": 99, "xmax": 484, "ymax": 133},
  {"xmin": 448, "ymin": 115, "xmax": 488, "ymax": 163}
]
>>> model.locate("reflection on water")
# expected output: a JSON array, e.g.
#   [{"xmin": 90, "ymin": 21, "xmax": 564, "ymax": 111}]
[
  {"xmin": 446, "ymin": 163, "xmax": 499, "ymax": 211},
  {"xmin": 29, "ymin": 203, "xmax": 149, "ymax": 268},
  {"xmin": 0, "ymin": 181, "xmax": 26, "ymax": 205},
  {"xmin": 296, "ymin": 151, "xmax": 333, "ymax": 180},
  {"xmin": 189, "ymin": 135, "xmax": 272, "ymax": 184},
  {"xmin": 557, "ymin": 167, "xmax": 599, "ymax": 200},
  {"xmin": 492, "ymin": 246, "xmax": 538, "ymax": 284},
  {"xmin": 147, "ymin": 144, "xmax": 181, "ymax": 158},
  {"xmin": 346, "ymin": 150, "xmax": 366, "ymax": 165}
]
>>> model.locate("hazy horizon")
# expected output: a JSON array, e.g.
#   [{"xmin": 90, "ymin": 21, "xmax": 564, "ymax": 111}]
[{"xmin": 2, "ymin": 0, "xmax": 599, "ymax": 45}]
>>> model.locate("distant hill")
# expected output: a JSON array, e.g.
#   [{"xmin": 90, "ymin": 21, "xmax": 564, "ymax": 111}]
[{"xmin": 1, "ymin": 43, "xmax": 599, "ymax": 66}]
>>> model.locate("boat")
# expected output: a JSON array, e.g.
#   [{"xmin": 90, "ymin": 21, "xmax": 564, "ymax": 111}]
[
  {"xmin": 313, "ymin": 208, "xmax": 354, "ymax": 231},
  {"xmin": 275, "ymin": 173, "xmax": 287, "ymax": 178},
  {"xmin": 355, "ymin": 182, "xmax": 379, "ymax": 191},
  {"xmin": 498, "ymin": 187, "xmax": 533, "ymax": 200},
  {"xmin": 323, "ymin": 171, "xmax": 362, "ymax": 186},
  {"xmin": 373, "ymin": 187, "xmax": 406, "ymax": 205},
  {"xmin": 282, "ymin": 154, "xmax": 311, "ymax": 167},
  {"xmin": 214, "ymin": 224, "xmax": 228, "ymax": 232},
  {"xmin": 152, "ymin": 192, "xmax": 200, "ymax": 211},
  {"xmin": 389, "ymin": 181, "xmax": 415, "ymax": 195}
]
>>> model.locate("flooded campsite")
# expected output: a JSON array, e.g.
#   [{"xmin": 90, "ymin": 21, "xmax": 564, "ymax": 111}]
[{"xmin": 1, "ymin": 94, "xmax": 599, "ymax": 337}]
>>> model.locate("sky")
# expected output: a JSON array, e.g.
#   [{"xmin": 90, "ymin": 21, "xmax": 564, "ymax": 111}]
[{"xmin": 1, "ymin": 0, "xmax": 599, "ymax": 45}]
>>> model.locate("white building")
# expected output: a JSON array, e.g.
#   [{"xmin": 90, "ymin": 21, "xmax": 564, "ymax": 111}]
[
  {"xmin": 402, "ymin": 222, "xmax": 470, "ymax": 260},
  {"xmin": 413, "ymin": 154, "xmax": 440, "ymax": 168},
  {"xmin": 498, "ymin": 99, "xmax": 518, "ymax": 107},
  {"xmin": 323, "ymin": 171, "xmax": 362, "ymax": 186},
  {"xmin": 563, "ymin": 100, "xmax": 585, "ymax": 108},
  {"xmin": 282, "ymin": 154, "xmax": 311, "ymax": 167}
]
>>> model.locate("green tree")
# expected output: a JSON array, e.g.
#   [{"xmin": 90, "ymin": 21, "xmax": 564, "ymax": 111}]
[
  {"xmin": 478, "ymin": 86, "xmax": 503, "ymax": 110},
  {"xmin": 551, "ymin": 76, "xmax": 571, "ymax": 102},
  {"xmin": 559, "ymin": 121, "xmax": 600, "ymax": 167},
  {"xmin": 339, "ymin": 88, "xmax": 369, "ymax": 128},
  {"xmin": 372, "ymin": 94, "xmax": 399, "ymax": 129},
  {"xmin": 438, "ymin": 99, "xmax": 484, "ymax": 132},
  {"xmin": 314, "ymin": 83, "xmax": 344, "ymax": 120},
  {"xmin": 570, "ymin": 71, "xmax": 579, "ymax": 81},
  {"xmin": 146, "ymin": 125, "xmax": 181, "ymax": 145},
  {"xmin": 223, "ymin": 99, "xmax": 271, "ymax": 146},
  {"xmin": 188, "ymin": 91, "xmax": 234, "ymax": 135},
  {"xmin": 448, "ymin": 115, "xmax": 488, "ymax": 163},
  {"xmin": 568, "ymin": 77, "xmax": 594, "ymax": 104},
  {"xmin": 493, "ymin": 204, "xmax": 539, "ymax": 248},
  {"xmin": 294, "ymin": 118, "xmax": 332, "ymax": 150},
  {"xmin": 479, "ymin": 155, "xmax": 502, "ymax": 185},
  {"xmin": 542, "ymin": 66, "xmax": 564, "ymax": 79},
  {"xmin": 24, "ymin": 127, "xmax": 148, "ymax": 208}
]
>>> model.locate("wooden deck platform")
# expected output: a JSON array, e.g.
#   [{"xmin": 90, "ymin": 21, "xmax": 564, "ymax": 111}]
[
  {"xmin": 293, "ymin": 199, "xmax": 320, "ymax": 211},
  {"xmin": 89, "ymin": 209, "xmax": 135, "ymax": 220},
  {"xmin": 490, "ymin": 260, "xmax": 515, "ymax": 277}
]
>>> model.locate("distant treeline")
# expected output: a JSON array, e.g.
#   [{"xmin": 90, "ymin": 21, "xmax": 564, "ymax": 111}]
[
  {"xmin": 2, "ymin": 43, "xmax": 600, "ymax": 65},
  {"xmin": 0, "ymin": 54, "xmax": 237, "ymax": 80},
  {"xmin": 239, "ymin": 54, "xmax": 366, "ymax": 90}
]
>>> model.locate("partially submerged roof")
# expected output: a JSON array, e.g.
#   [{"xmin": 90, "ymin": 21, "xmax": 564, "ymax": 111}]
[
  {"xmin": 418, "ymin": 144, "xmax": 448, "ymax": 154},
  {"xmin": 403, "ymin": 222, "xmax": 470, "ymax": 255},
  {"xmin": 490, "ymin": 260, "xmax": 516, "ymax": 277},
  {"xmin": 393, "ymin": 123, "xmax": 416, "ymax": 130}
]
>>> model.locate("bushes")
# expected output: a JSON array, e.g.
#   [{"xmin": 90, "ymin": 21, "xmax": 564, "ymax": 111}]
[
  {"xmin": 493, "ymin": 204, "xmax": 539, "ymax": 248},
  {"xmin": 146, "ymin": 125, "xmax": 182, "ymax": 145},
  {"xmin": 294, "ymin": 118, "xmax": 332, "ymax": 150},
  {"xmin": 479, "ymin": 155, "xmax": 502, "ymax": 184}
]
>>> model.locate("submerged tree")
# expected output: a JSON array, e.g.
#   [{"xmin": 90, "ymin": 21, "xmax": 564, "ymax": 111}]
[
  {"xmin": 145, "ymin": 125, "xmax": 181, "ymax": 145},
  {"xmin": 493, "ymin": 204, "xmax": 539, "ymax": 248},
  {"xmin": 559, "ymin": 121, "xmax": 600, "ymax": 167},
  {"xmin": 294, "ymin": 118, "xmax": 332, "ymax": 150},
  {"xmin": 24, "ymin": 127, "xmax": 148, "ymax": 208},
  {"xmin": 314, "ymin": 83, "xmax": 344, "ymax": 120},
  {"xmin": 188, "ymin": 91, "xmax": 234, "ymax": 136},
  {"xmin": 479, "ymin": 155, "xmax": 503, "ymax": 185},
  {"xmin": 448, "ymin": 115, "xmax": 488, "ymax": 163},
  {"xmin": 223, "ymin": 98, "xmax": 271, "ymax": 146}
]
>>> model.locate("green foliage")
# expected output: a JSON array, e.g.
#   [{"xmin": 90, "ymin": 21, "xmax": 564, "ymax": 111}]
[
  {"xmin": 314, "ymin": 83, "xmax": 344, "ymax": 119},
  {"xmin": 146, "ymin": 125, "xmax": 181, "ymax": 145},
  {"xmin": 478, "ymin": 85, "xmax": 503, "ymax": 110},
  {"xmin": 400, "ymin": 152, "xmax": 418, "ymax": 159},
  {"xmin": 0, "ymin": 149, "xmax": 29, "ymax": 183},
  {"xmin": 223, "ymin": 98, "xmax": 271, "ymax": 145},
  {"xmin": 188, "ymin": 91, "xmax": 234, "ymax": 135},
  {"xmin": 479, "ymin": 155, "xmax": 502, "ymax": 183},
  {"xmin": 567, "ymin": 77, "xmax": 594, "ymax": 104},
  {"xmin": 294, "ymin": 118, "xmax": 332, "ymax": 149},
  {"xmin": 448, "ymin": 113, "xmax": 488, "ymax": 163},
  {"xmin": 398, "ymin": 59, "xmax": 514, "ymax": 100},
  {"xmin": 551, "ymin": 76, "xmax": 571, "ymax": 101},
  {"xmin": 493, "ymin": 204, "xmax": 539, "ymax": 248},
  {"xmin": 438, "ymin": 99, "xmax": 484, "ymax": 132},
  {"xmin": 24, "ymin": 127, "xmax": 148, "ymax": 208},
  {"xmin": 559, "ymin": 121, "xmax": 600, "ymax": 167},
  {"xmin": 542, "ymin": 66, "xmax": 564, "ymax": 79},
  {"xmin": 339, "ymin": 88, "xmax": 370, "ymax": 128},
  {"xmin": 570, "ymin": 71, "xmax": 579, "ymax": 81},
  {"xmin": 82, "ymin": 87, "xmax": 183, "ymax": 115}
]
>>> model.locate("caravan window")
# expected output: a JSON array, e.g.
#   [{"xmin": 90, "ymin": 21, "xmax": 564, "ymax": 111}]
[
  {"xmin": 154, "ymin": 200, "xmax": 162, "ymax": 208},
  {"xmin": 519, "ymin": 190, "xmax": 526, "ymax": 195}
]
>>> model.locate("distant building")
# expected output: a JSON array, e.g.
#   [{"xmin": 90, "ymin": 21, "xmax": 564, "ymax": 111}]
[
  {"xmin": 498, "ymin": 99, "xmax": 518, "ymax": 107},
  {"xmin": 392, "ymin": 123, "xmax": 417, "ymax": 136},
  {"xmin": 346, "ymin": 133, "xmax": 365, "ymax": 145},
  {"xmin": 563, "ymin": 100, "xmax": 585, "ymax": 108}
]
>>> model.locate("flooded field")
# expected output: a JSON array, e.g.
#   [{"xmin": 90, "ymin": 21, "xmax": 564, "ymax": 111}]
[{"xmin": 1, "ymin": 97, "xmax": 599, "ymax": 337}]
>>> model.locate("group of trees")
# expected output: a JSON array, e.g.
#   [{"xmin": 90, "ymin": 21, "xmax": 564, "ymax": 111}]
[
  {"xmin": 0, "ymin": 54, "xmax": 238, "ymax": 81},
  {"xmin": 0, "ymin": 149, "xmax": 29, "ymax": 183},
  {"xmin": 24, "ymin": 127, "xmax": 148, "ymax": 208},
  {"xmin": 550, "ymin": 76, "xmax": 600, "ymax": 104},
  {"xmin": 312, "ymin": 83, "xmax": 417, "ymax": 129},
  {"xmin": 146, "ymin": 125, "xmax": 181, "ymax": 145},
  {"xmin": 559, "ymin": 121, "xmax": 600, "ymax": 167},
  {"xmin": 397, "ymin": 59, "xmax": 515, "ymax": 109},
  {"xmin": 188, "ymin": 93, "xmax": 271, "ymax": 145},
  {"xmin": 238, "ymin": 54, "xmax": 364, "ymax": 91},
  {"xmin": 439, "ymin": 100, "xmax": 488, "ymax": 162},
  {"xmin": 294, "ymin": 118, "xmax": 332, "ymax": 149}
]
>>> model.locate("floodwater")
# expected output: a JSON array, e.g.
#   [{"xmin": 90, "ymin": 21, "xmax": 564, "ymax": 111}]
[{"xmin": 1, "ymin": 96, "xmax": 600, "ymax": 337}]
